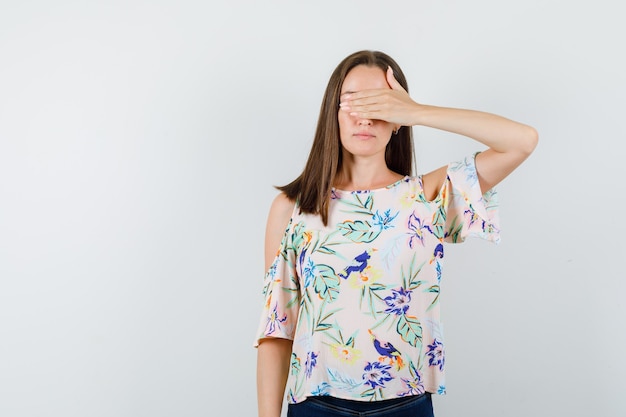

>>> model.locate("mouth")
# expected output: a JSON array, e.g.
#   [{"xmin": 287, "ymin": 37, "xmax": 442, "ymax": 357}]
[{"xmin": 353, "ymin": 132, "xmax": 375, "ymax": 140}]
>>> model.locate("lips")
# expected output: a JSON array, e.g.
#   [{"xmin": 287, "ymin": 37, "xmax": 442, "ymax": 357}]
[{"xmin": 354, "ymin": 131, "xmax": 375, "ymax": 139}]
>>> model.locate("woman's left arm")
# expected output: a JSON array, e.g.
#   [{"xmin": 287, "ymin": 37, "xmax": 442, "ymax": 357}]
[
  {"xmin": 409, "ymin": 105, "xmax": 538, "ymax": 192},
  {"xmin": 340, "ymin": 66, "xmax": 538, "ymax": 192}
]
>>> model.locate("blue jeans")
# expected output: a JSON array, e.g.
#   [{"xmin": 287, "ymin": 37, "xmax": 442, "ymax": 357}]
[{"xmin": 287, "ymin": 393, "xmax": 434, "ymax": 417}]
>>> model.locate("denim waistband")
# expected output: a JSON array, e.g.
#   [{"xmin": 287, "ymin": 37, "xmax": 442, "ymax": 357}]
[{"xmin": 288, "ymin": 393, "xmax": 433, "ymax": 417}]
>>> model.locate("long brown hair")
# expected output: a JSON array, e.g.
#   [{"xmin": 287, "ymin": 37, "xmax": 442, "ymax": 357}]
[{"xmin": 277, "ymin": 50, "xmax": 414, "ymax": 225}]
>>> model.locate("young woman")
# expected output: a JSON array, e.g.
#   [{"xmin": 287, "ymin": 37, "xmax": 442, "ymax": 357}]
[{"xmin": 254, "ymin": 50, "xmax": 538, "ymax": 417}]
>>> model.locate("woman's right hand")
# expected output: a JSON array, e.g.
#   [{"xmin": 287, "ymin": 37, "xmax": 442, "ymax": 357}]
[{"xmin": 339, "ymin": 66, "xmax": 421, "ymax": 128}]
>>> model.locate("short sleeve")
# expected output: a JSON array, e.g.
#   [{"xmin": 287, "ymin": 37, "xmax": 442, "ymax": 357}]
[
  {"xmin": 253, "ymin": 219, "xmax": 301, "ymax": 347},
  {"xmin": 442, "ymin": 153, "xmax": 501, "ymax": 244}
]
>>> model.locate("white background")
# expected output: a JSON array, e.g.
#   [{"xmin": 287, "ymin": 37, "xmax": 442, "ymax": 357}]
[{"xmin": 0, "ymin": 1, "xmax": 623, "ymax": 416}]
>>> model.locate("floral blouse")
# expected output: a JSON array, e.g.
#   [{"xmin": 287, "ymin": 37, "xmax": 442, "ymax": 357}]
[{"xmin": 254, "ymin": 153, "xmax": 500, "ymax": 404}]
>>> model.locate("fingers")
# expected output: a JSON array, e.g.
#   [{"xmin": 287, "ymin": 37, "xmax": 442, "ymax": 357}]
[
  {"xmin": 338, "ymin": 68, "xmax": 411, "ymax": 123},
  {"xmin": 340, "ymin": 88, "xmax": 397, "ymax": 110},
  {"xmin": 339, "ymin": 94, "xmax": 383, "ymax": 119},
  {"xmin": 386, "ymin": 66, "xmax": 404, "ymax": 91},
  {"xmin": 340, "ymin": 68, "xmax": 406, "ymax": 105},
  {"xmin": 340, "ymin": 95, "xmax": 386, "ymax": 114},
  {"xmin": 340, "ymin": 90, "xmax": 387, "ymax": 103},
  {"xmin": 340, "ymin": 95, "xmax": 383, "ymax": 109}
]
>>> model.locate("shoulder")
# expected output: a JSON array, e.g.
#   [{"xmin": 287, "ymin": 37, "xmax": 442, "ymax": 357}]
[
  {"xmin": 421, "ymin": 165, "xmax": 448, "ymax": 202},
  {"xmin": 264, "ymin": 192, "xmax": 296, "ymax": 269},
  {"xmin": 268, "ymin": 192, "xmax": 296, "ymax": 227}
]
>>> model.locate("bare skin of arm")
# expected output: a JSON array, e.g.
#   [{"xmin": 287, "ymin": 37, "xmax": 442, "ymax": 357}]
[
  {"xmin": 340, "ymin": 66, "xmax": 538, "ymax": 200},
  {"xmin": 257, "ymin": 338, "xmax": 292, "ymax": 417},
  {"xmin": 257, "ymin": 193, "xmax": 296, "ymax": 417}
]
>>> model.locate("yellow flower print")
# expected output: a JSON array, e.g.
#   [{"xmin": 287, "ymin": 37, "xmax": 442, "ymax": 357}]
[
  {"xmin": 348, "ymin": 265, "xmax": 382, "ymax": 289},
  {"xmin": 399, "ymin": 190, "xmax": 417, "ymax": 209},
  {"xmin": 330, "ymin": 344, "xmax": 362, "ymax": 365}
]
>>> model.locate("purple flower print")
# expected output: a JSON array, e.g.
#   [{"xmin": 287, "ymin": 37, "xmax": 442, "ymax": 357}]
[
  {"xmin": 426, "ymin": 338, "xmax": 445, "ymax": 371},
  {"xmin": 398, "ymin": 362, "xmax": 424, "ymax": 397},
  {"xmin": 265, "ymin": 304, "xmax": 287, "ymax": 335},
  {"xmin": 407, "ymin": 212, "xmax": 432, "ymax": 248},
  {"xmin": 384, "ymin": 287, "xmax": 412, "ymax": 315},
  {"xmin": 398, "ymin": 376, "xmax": 425, "ymax": 397},
  {"xmin": 305, "ymin": 351, "xmax": 318, "ymax": 378},
  {"xmin": 362, "ymin": 361, "xmax": 394, "ymax": 389}
]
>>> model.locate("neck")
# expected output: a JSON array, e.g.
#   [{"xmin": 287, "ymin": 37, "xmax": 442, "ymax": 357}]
[{"xmin": 335, "ymin": 159, "xmax": 402, "ymax": 191}]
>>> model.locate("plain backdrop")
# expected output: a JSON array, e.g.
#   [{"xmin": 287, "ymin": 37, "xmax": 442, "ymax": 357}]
[{"xmin": 0, "ymin": 1, "xmax": 624, "ymax": 416}]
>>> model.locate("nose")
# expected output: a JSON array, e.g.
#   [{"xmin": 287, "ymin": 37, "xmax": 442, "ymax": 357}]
[{"xmin": 357, "ymin": 116, "xmax": 372, "ymax": 126}]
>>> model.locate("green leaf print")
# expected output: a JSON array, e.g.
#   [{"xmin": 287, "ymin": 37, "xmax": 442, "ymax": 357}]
[
  {"xmin": 401, "ymin": 254, "xmax": 426, "ymax": 291},
  {"xmin": 425, "ymin": 284, "xmax": 440, "ymax": 311},
  {"xmin": 431, "ymin": 207, "xmax": 446, "ymax": 240},
  {"xmin": 445, "ymin": 215, "xmax": 463, "ymax": 243},
  {"xmin": 284, "ymin": 284, "xmax": 300, "ymax": 309},
  {"xmin": 290, "ymin": 354, "xmax": 305, "ymax": 398},
  {"xmin": 364, "ymin": 194, "xmax": 373, "ymax": 211},
  {"xmin": 291, "ymin": 353, "xmax": 301, "ymax": 376},
  {"xmin": 339, "ymin": 194, "xmax": 374, "ymax": 216},
  {"xmin": 311, "ymin": 231, "xmax": 341, "ymax": 255},
  {"xmin": 338, "ymin": 220, "xmax": 380, "ymax": 243},
  {"xmin": 291, "ymin": 222, "xmax": 307, "ymax": 250},
  {"xmin": 313, "ymin": 264, "xmax": 340, "ymax": 302},
  {"xmin": 360, "ymin": 283, "xmax": 388, "ymax": 318},
  {"xmin": 397, "ymin": 314, "xmax": 423, "ymax": 348},
  {"xmin": 315, "ymin": 246, "xmax": 338, "ymax": 255},
  {"xmin": 360, "ymin": 387, "xmax": 384, "ymax": 401},
  {"xmin": 327, "ymin": 368, "xmax": 363, "ymax": 392},
  {"xmin": 314, "ymin": 307, "xmax": 342, "ymax": 333},
  {"xmin": 298, "ymin": 288, "xmax": 314, "ymax": 329}
]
